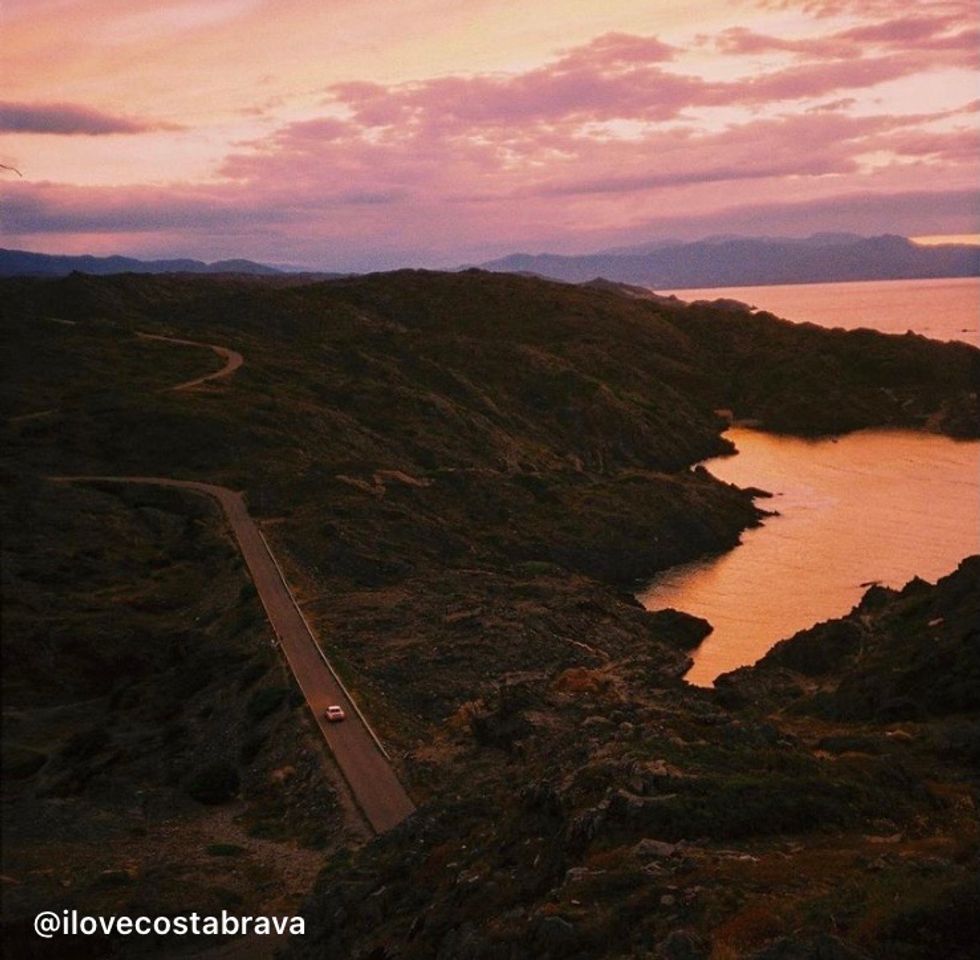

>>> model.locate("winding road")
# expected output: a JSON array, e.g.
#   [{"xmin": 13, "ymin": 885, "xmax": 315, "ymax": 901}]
[
  {"xmin": 136, "ymin": 332, "xmax": 244, "ymax": 390},
  {"xmin": 7, "ymin": 331, "xmax": 243, "ymax": 423},
  {"xmin": 49, "ymin": 335, "xmax": 415, "ymax": 833}
]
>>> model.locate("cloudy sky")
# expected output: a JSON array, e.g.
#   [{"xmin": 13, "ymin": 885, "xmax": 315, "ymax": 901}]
[{"xmin": 1, "ymin": 0, "xmax": 977, "ymax": 269}]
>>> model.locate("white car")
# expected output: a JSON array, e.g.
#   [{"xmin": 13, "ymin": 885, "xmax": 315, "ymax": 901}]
[{"xmin": 324, "ymin": 705, "xmax": 346, "ymax": 722}]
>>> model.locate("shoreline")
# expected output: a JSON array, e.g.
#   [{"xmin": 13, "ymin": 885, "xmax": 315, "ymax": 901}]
[{"xmin": 640, "ymin": 426, "xmax": 980, "ymax": 686}]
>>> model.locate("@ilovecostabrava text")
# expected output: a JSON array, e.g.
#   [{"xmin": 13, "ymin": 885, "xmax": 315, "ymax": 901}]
[{"xmin": 34, "ymin": 909, "xmax": 305, "ymax": 939}]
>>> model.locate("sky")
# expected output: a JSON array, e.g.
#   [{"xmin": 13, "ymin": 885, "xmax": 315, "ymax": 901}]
[{"xmin": 1, "ymin": 0, "xmax": 978, "ymax": 270}]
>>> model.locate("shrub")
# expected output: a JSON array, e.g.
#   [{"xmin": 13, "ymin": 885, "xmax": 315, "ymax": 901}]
[
  {"xmin": 239, "ymin": 732, "xmax": 266, "ymax": 762},
  {"xmin": 60, "ymin": 726, "xmax": 110, "ymax": 760},
  {"xmin": 206, "ymin": 843, "xmax": 247, "ymax": 857},
  {"xmin": 2, "ymin": 743, "xmax": 48, "ymax": 779},
  {"xmin": 186, "ymin": 762, "xmax": 240, "ymax": 804},
  {"xmin": 238, "ymin": 656, "xmax": 271, "ymax": 689},
  {"xmin": 246, "ymin": 686, "xmax": 287, "ymax": 723}
]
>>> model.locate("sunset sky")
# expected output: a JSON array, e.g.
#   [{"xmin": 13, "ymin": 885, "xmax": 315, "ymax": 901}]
[{"xmin": 2, "ymin": 0, "xmax": 978, "ymax": 270}]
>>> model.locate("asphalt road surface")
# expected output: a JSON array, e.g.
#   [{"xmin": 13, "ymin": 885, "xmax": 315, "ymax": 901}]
[{"xmin": 53, "ymin": 476, "xmax": 416, "ymax": 834}]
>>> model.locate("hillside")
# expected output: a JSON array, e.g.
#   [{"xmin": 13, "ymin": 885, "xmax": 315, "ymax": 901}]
[
  {"xmin": 289, "ymin": 558, "xmax": 980, "ymax": 960},
  {"xmin": 481, "ymin": 235, "xmax": 980, "ymax": 288},
  {"xmin": 1, "ymin": 269, "xmax": 978, "ymax": 958}
]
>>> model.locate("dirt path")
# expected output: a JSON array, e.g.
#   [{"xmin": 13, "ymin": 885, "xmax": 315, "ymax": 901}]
[
  {"xmin": 51, "ymin": 476, "xmax": 416, "ymax": 835},
  {"xmin": 136, "ymin": 332, "xmax": 244, "ymax": 390},
  {"xmin": 6, "ymin": 331, "xmax": 244, "ymax": 424}
]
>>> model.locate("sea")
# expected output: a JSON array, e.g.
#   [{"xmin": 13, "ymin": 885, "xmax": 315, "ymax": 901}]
[
  {"xmin": 665, "ymin": 275, "xmax": 979, "ymax": 345},
  {"xmin": 638, "ymin": 276, "xmax": 980, "ymax": 686}
]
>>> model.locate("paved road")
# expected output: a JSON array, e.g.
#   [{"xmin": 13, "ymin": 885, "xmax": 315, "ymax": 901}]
[
  {"xmin": 136, "ymin": 333, "xmax": 244, "ymax": 390},
  {"xmin": 53, "ymin": 476, "xmax": 415, "ymax": 834}
]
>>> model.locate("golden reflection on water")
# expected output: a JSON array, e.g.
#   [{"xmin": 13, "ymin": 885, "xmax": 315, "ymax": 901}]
[
  {"xmin": 665, "ymin": 277, "xmax": 980, "ymax": 345},
  {"xmin": 639, "ymin": 428, "xmax": 980, "ymax": 687}
]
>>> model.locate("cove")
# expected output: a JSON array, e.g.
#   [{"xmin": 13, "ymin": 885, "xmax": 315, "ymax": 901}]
[{"xmin": 639, "ymin": 427, "xmax": 980, "ymax": 686}]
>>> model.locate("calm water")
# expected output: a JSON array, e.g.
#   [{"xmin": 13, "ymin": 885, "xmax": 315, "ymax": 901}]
[
  {"xmin": 639, "ymin": 276, "xmax": 980, "ymax": 685},
  {"xmin": 666, "ymin": 276, "xmax": 979, "ymax": 345},
  {"xmin": 639, "ymin": 428, "xmax": 980, "ymax": 686}
]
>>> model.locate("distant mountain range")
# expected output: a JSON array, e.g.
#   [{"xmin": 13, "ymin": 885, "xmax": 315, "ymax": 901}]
[
  {"xmin": 0, "ymin": 248, "xmax": 293, "ymax": 278},
  {"xmin": 479, "ymin": 234, "xmax": 980, "ymax": 288},
  {"xmin": 5, "ymin": 234, "xmax": 979, "ymax": 287}
]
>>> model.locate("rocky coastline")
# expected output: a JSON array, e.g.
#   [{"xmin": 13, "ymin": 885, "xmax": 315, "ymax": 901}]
[{"xmin": 2, "ymin": 269, "xmax": 977, "ymax": 958}]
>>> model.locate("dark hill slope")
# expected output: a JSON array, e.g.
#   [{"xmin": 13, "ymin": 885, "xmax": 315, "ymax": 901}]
[
  {"xmin": 670, "ymin": 299, "xmax": 980, "ymax": 436},
  {"xmin": 2, "ymin": 269, "xmax": 979, "ymax": 959},
  {"xmin": 286, "ymin": 560, "xmax": 980, "ymax": 960},
  {"xmin": 3, "ymin": 268, "xmax": 976, "ymax": 723}
]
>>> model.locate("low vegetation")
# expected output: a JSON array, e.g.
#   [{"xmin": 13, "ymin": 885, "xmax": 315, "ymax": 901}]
[
  {"xmin": 0, "ymin": 480, "xmax": 345, "ymax": 955},
  {"xmin": 1, "ymin": 269, "xmax": 977, "ymax": 958}
]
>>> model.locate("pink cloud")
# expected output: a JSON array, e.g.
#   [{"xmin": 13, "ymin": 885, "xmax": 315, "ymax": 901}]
[
  {"xmin": 862, "ymin": 127, "xmax": 980, "ymax": 165},
  {"xmin": 326, "ymin": 37, "xmax": 703, "ymax": 129},
  {"xmin": 718, "ymin": 14, "xmax": 977, "ymax": 62},
  {"xmin": 0, "ymin": 182, "xmax": 281, "ymax": 233},
  {"xmin": 626, "ymin": 186, "xmax": 980, "ymax": 240},
  {"xmin": 315, "ymin": 26, "xmax": 973, "ymax": 141},
  {"xmin": 531, "ymin": 113, "xmax": 901, "ymax": 197},
  {"xmin": 757, "ymin": 0, "xmax": 973, "ymax": 20},
  {"xmin": 721, "ymin": 55, "xmax": 939, "ymax": 104},
  {"xmin": 551, "ymin": 31, "xmax": 678, "ymax": 68},
  {"xmin": 715, "ymin": 26, "xmax": 853, "ymax": 58},
  {"xmin": 841, "ymin": 16, "xmax": 959, "ymax": 44},
  {"xmin": 7, "ymin": 108, "xmax": 967, "ymax": 240},
  {"xmin": 0, "ymin": 101, "xmax": 181, "ymax": 135},
  {"xmin": 4, "ymin": 15, "xmax": 978, "ymax": 266}
]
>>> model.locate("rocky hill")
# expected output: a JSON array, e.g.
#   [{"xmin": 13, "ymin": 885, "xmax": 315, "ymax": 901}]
[
  {"xmin": 1, "ymin": 269, "xmax": 977, "ymax": 958},
  {"xmin": 288, "ymin": 559, "xmax": 980, "ymax": 960}
]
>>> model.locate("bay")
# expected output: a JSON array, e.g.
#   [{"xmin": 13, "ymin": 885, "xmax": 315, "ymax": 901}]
[
  {"xmin": 640, "ymin": 275, "xmax": 980, "ymax": 686},
  {"xmin": 666, "ymin": 276, "xmax": 979, "ymax": 345},
  {"xmin": 639, "ymin": 428, "xmax": 980, "ymax": 686}
]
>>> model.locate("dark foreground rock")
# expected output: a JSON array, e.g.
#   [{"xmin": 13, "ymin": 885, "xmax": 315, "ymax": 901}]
[{"xmin": 285, "ymin": 559, "xmax": 980, "ymax": 960}]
